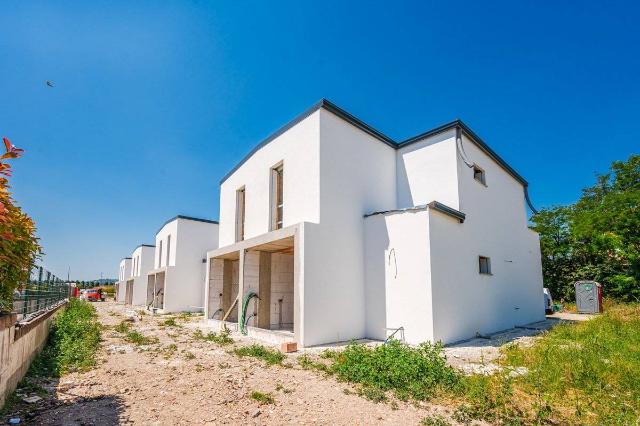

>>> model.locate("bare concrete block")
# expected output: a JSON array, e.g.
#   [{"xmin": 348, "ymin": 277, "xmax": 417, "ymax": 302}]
[{"xmin": 280, "ymin": 342, "xmax": 297, "ymax": 353}]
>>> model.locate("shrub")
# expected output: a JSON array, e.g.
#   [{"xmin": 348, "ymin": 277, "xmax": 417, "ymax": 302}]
[
  {"xmin": 0, "ymin": 139, "xmax": 41, "ymax": 312},
  {"xmin": 234, "ymin": 344, "xmax": 285, "ymax": 365},
  {"xmin": 331, "ymin": 339, "xmax": 460, "ymax": 401}
]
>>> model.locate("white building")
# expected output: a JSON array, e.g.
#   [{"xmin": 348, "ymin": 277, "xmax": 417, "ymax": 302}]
[
  {"xmin": 115, "ymin": 257, "xmax": 132, "ymax": 302},
  {"xmin": 203, "ymin": 99, "xmax": 545, "ymax": 347},
  {"xmin": 124, "ymin": 244, "xmax": 155, "ymax": 306},
  {"xmin": 146, "ymin": 216, "xmax": 219, "ymax": 313}
]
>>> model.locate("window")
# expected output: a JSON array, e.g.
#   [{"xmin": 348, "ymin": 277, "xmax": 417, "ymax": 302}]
[
  {"xmin": 270, "ymin": 163, "xmax": 284, "ymax": 230},
  {"xmin": 236, "ymin": 187, "xmax": 246, "ymax": 242},
  {"xmin": 479, "ymin": 256, "xmax": 491, "ymax": 274},
  {"xmin": 158, "ymin": 241, "xmax": 163, "ymax": 268},
  {"xmin": 166, "ymin": 235, "xmax": 171, "ymax": 266},
  {"xmin": 473, "ymin": 165, "xmax": 486, "ymax": 185}
]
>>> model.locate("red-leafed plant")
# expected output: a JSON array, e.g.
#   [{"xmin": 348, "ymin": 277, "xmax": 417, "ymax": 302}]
[{"xmin": 0, "ymin": 137, "xmax": 41, "ymax": 312}]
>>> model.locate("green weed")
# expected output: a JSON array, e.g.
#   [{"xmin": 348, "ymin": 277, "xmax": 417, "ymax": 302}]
[
  {"xmin": 193, "ymin": 328, "xmax": 234, "ymax": 345},
  {"xmin": 234, "ymin": 344, "xmax": 285, "ymax": 365},
  {"xmin": 331, "ymin": 339, "xmax": 459, "ymax": 401},
  {"xmin": 250, "ymin": 391, "xmax": 275, "ymax": 404}
]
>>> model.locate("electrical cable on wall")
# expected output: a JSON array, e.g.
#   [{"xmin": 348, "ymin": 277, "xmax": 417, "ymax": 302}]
[{"xmin": 456, "ymin": 125, "xmax": 539, "ymax": 215}]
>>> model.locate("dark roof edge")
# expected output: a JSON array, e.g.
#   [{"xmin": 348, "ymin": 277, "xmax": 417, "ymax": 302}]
[
  {"xmin": 398, "ymin": 119, "xmax": 528, "ymax": 187},
  {"xmin": 364, "ymin": 201, "xmax": 465, "ymax": 223},
  {"xmin": 156, "ymin": 215, "xmax": 219, "ymax": 235},
  {"xmin": 219, "ymin": 99, "xmax": 396, "ymax": 184},
  {"xmin": 135, "ymin": 244, "xmax": 156, "ymax": 250},
  {"xmin": 219, "ymin": 99, "xmax": 528, "ymax": 189},
  {"xmin": 121, "ymin": 257, "xmax": 132, "ymax": 261}
]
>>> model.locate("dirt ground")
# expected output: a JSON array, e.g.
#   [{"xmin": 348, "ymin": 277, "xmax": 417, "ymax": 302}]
[
  {"xmin": 8, "ymin": 301, "xmax": 461, "ymax": 425},
  {"xmin": 6, "ymin": 303, "xmax": 593, "ymax": 425}
]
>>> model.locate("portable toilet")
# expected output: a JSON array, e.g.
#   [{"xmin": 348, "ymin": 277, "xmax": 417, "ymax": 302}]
[{"xmin": 574, "ymin": 281, "xmax": 603, "ymax": 314}]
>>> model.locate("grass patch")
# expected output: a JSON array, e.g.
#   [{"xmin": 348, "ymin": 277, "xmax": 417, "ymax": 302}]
[
  {"xmin": 486, "ymin": 303, "xmax": 640, "ymax": 425},
  {"xmin": 124, "ymin": 330, "xmax": 159, "ymax": 345},
  {"xmin": 250, "ymin": 391, "xmax": 275, "ymax": 404},
  {"xmin": 234, "ymin": 344, "xmax": 285, "ymax": 365},
  {"xmin": 420, "ymin": 415, "xmax": 451, "ymax": 426},
  {"xmin": 331, "ymin": 339, "xmax": 460, "ymax": 401},
  {"xmin": 115, "ymin": 319, "xmax": 159, "ymax": 345},
  {"xmin": 297, "ymin": 354, "xmax": 332, "ymax": 374},
  {"xmin": 162, "ymin": 317, "xmax": 181, "ymax": 327},
  {"xmin": 193, "ymin": 328, "xmax": 234, "ymax": 345},
  {"xmin": 28, "ymin": 299, "xmax": 101, "ymax": 376}
]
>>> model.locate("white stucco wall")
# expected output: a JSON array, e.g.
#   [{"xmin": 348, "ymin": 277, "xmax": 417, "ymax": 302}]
[
  {"xmin": 218, "ymin": 111, "xmax": 321, "ymax": 247},
  {"xmin": 117, "ymin": 258, "xmax": 132, "ymax": 301},
  {"xmin": 130, "ymin": 245, "xmax": 156, "ymax": 306},
  {"xmin": 156, "ymin": 218, "xmax": 219, "ymax": 313},
  {"xmin": 299, "ymin": 109, "xmax": 397, "ymax": 346},
  {"xmin": 396, "ymin": 130, "xmax": 460, "ymax": 209},
  {"xmin": 363, "ymin": 209, "xmax": 434, "ymax": 344},
  {"xmin": 427, "ymin": 135, "xmax": 545, "ymax": 344}
]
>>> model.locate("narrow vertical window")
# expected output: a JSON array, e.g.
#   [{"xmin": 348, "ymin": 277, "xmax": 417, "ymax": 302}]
[
  {"xmin": 479, "ymin": 256, "xmax": 492, "ymax": 274},
  {"xmin": 166, "ymin": 235, "xmax": 171, "ymax": 266},
  {"xmin": 236, "ymin": 187, "xmax": 246, "ymax": 242},
  {"xmin": 158, "ymin": 241, "xmax": 163, "ymax": 268},
  {"xmin": 270, "ymin": 163, "xmax": 284, "ymax": 230}
]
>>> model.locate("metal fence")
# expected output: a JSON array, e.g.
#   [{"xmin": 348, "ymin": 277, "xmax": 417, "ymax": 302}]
[{"xmin": 12, "ymin": 266, "xmax": 69, "ymax": 322}]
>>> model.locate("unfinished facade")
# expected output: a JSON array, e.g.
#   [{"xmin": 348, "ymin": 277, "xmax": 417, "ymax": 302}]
[
  {"xmin": 205, "ymin": 99, "xmax": 545, "ymax": 347},
  {"xmin": 146, "ymin": 216, "xmax": 219, "ymax": 313},
  {"xmin": 125, "ymin": 244, "xmax": 155, "ymax": 307}
]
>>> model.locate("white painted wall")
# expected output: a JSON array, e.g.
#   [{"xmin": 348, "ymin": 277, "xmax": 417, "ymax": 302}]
[
  {"xmin": 396, "ymin": 130, "xmax": 460, "ymax": 209},
  {"xmin": 214, "ymin": 102, "xmax": 543, "ymax": 347},
  {"xmin": 364, "ymin": 209, "xmax": 434, "ymax": 344},
  {"xmin": 155, "ymin": 218, "xmax": 219, "ymax": 313},
  {"xmin": 427, "ymin": 134, "xmax": 544, "ymax": 344},
  {"xmin": 300, "ymin": 109, "xmax": 397, "ymax": 346},
  {"xmin": 130, "ymin": 245, "xmax": 155, "ymax": 306},
  {"xmin": 117, "ymin": 258, "xmax": 132, "ymax": 301},
  {"xmin": 218, "ymin": 111, "xmax": 321, "ymax": 247}
]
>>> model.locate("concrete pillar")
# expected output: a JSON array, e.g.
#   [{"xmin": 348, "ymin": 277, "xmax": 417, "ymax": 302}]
[
  {"xmin": 237, "ymin": 249, "xmax": 246, "ymax": 310},
  {"xmin": 258, "ymin": 251, "xmax": 272, "ymax": 329},
  {"xmin": 222, "ymin": 259, "xmax": 233, "ymax": 314}
]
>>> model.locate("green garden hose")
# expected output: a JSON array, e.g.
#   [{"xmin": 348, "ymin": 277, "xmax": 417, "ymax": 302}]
[{"xmin": 239, "ymin": 291, "xmax": 259, "ymax": 335}]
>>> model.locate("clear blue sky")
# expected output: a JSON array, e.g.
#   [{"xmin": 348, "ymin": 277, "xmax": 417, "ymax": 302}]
[{"xmin": 1, "ymin": 1, "xmax": 638, "ymax": 280}]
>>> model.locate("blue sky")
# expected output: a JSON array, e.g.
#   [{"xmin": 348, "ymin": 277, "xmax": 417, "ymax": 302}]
[{"xmin": 1, "ymin": 1, "xmax": 638, "ymax": 280}]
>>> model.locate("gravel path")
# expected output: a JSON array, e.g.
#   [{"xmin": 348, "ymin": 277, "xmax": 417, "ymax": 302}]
[{"xmin": 21, "ymin": 301, "xmax": 459, "ymax": 425}]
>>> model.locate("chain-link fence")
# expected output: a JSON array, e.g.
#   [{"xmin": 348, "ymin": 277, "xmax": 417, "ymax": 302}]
[{"xmin": 13, "ymin": 266, "xmax": 70, "ymax": 322}]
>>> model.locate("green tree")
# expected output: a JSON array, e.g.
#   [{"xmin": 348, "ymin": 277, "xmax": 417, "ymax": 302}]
[{"xmin": 532, "ymin": 154, "xmax": 640, "ymax": 301}]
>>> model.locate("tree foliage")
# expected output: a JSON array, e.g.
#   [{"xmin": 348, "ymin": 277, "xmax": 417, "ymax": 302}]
[
  {"xmin": 0, "ymin": 137, "xmax": 41, "ymax": 312},
  {"xmin": 531, "ymin": 154, "xmax": 640, "ymax": 301}
]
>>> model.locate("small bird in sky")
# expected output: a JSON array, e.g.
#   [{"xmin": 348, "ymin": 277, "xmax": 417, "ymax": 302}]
[{"xmin": 46, "ymin": 80, "xmax": 54, "ymax": 87}]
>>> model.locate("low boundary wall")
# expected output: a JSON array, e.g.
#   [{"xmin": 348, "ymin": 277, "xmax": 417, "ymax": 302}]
[{"xmin": 0, "ymin": 302, "xmax": 66, "ymax": 407}]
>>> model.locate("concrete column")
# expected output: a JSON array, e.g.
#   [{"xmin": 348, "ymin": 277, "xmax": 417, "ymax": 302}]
[
  {"xmin": 258, "ymin": 251, "xmax": 272, "ymax": 329},
  {"xmin": 237, "ymin": 249, "xmax": 246, "ymax": 309},
  {"xmin": 222, "ymin": 259, "xmax": 233, "ymax": 314}
]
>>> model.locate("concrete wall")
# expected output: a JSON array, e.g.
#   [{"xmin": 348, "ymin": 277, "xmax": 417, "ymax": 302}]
[
  {"xmin": 269, "ymin": 253, "xmax": 294, "ymax": 329},
  {"xmin": 218, "ymin": 111, "xmax": 321, "ymax": 247},
  {"xmin": 364, "ymin": 209, "xmax": 434, "ymax": 344},
  {"xmin": 0, "ymin": 304, "xmax": 65, "ymax": 407}
]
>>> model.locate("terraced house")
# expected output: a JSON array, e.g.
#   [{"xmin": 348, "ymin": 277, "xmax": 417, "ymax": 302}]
[{"xmin": 204, "ymin": 99, "xmax": 545, "ymax": 347}]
